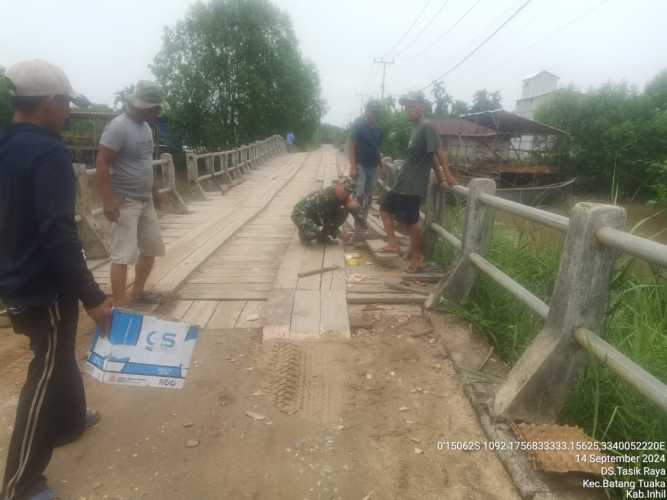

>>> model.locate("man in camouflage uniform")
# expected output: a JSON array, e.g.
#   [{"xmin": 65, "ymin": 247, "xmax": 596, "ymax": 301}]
[{"xmin": 292, "ymin": 177, "xmax": 361, "ymax": 244}]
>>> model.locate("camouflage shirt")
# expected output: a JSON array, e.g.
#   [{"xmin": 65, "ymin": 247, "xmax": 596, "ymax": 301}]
[{"xmin": 291, "ymin": 186, "xmax": 350, "ymax": 242}]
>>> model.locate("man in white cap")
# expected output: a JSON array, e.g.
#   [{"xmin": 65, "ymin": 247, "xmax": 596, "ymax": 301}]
[
  {"xmin": 0, "ymin": 59, "xmax": 112, "ymax": 500},
  {"xmin": 379, "ymin": 90, "xmax": 457, "ymax": 273},
  {"xmin": 96, "ymin": 81, "xmax": 166, "ymax": 307}
]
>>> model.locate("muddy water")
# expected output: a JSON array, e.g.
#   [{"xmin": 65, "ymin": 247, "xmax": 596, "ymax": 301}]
[{"xmin": 494, "ymin": 195, "xmax": 667, "ymax": 247}]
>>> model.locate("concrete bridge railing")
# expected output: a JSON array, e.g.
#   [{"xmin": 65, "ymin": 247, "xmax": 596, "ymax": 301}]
[
  {"xmin": 185, "ymin": 135, "xmax": 286, "ymax": 199},
  {"xmin": 381, "ymin": 158, "xmax": 667, "ymax": 423}
]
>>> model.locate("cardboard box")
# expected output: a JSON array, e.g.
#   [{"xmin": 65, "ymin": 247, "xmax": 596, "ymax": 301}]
[{"xmin": 85, "ymin": 309, "xmax": 198, "ymax": 389}]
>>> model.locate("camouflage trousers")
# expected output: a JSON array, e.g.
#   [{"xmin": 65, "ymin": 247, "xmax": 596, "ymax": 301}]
[{"xmin": 291, "ymin": 213, "xmax": 339, "ymax": 243}]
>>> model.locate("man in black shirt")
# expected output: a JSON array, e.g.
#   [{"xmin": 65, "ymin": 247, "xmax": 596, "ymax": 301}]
[
  {"xmin": 348, "ymin": 100, "xmax": 382, "ymax": 229},
  {"xmin": 0, "ymin": 60, "xmax": 112, "ymax": 500}
]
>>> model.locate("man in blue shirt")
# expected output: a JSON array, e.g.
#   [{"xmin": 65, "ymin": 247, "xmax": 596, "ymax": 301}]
[
  {"xmin": 348, "ymin": 100, "xmax": 382, "ymax": 229},
  {"xmin": 0, "ymin": 60, "xmax": 112, "ymax": 500}
]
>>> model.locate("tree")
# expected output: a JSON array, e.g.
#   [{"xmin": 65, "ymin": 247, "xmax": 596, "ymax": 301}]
[
  {"xmin": 470, "ymin": 89, "xmax": 502, "ymax": 113},
  {"xmin": 431, "ymin": 81, "xmax": 452, "ymax": 118},
  {"xmin": 0, "ymin": 66, "xmax": 11, "ymax": 128},
  {"xmin": 114, "ymin": 84, "xmax": 135, "ymax": 111},
  {"xmin": 645, "ymin": 69, "xmax": 667, "ymax": 112},
  {"xmin": 536, "ymin": 77, "xmax": 667, "ymax": 200},
  {"xmin": 151, "ymin": 0, "xmax": 323, "ymax": 150},
  {"xmin": 451, "ymin": 99, "xmax": 469, "ymax": 117}
]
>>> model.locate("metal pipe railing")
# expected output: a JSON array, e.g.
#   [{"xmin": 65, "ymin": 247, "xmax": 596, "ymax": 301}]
[
  {"xmin": 469, "ymin": 252, "xmax": 550, "ymax": 319},
  {"xmin": 575, "ymin": 328, "xmax": 667, "ymax": 413},
  {"xmin": 479, "ymin": 192, "xmax": 570, "ymax": 233},
  {"xmin": 597, "ymin": 226, "xmax": 667, "ymax": 268}
]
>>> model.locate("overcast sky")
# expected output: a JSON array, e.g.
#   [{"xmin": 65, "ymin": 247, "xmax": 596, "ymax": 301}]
[{"xmin": 2, "ymin": 0, "xmax": 666, "ymax": 127}]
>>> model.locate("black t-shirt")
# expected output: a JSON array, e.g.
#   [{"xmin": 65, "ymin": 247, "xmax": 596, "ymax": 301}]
[
  {"xmin": 0, "ymin": 124, "xmax": 105, "ymax": 307},
  {"xmin": 351, "ymin": 118, "xmax": 382, "ymax": 168}
]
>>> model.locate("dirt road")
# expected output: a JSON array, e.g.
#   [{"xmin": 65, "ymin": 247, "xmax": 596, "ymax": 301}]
[{"xmin": 0, "ymin": 306, "xmax": 520, "ymax": 500}]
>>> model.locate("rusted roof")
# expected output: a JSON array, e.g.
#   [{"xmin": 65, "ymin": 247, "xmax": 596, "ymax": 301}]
[
  {"xmin": 430, "ymin": 118, "xmax": 497, "ymax": 138},
  {"xmin": 463, "ymin": 110, "xmax": 568, "ymax": 136}
]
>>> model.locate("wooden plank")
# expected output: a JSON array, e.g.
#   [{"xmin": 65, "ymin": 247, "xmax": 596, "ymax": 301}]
[
  {"xmin": 262, "ymin": 289, "xmax": 295, "ymax": 340},
  {"xmin": 297, "ymin": 244, "xmax": 325, "ymax": 290},
  {"xmin": 290, "ymin": 290, "xmax": 320, "ymax": 340},
  {"xmin": 273, "ymin": 231, "xmax": 303, "ymax": 289},
  {"xmin": 177, "ymin": 286, "xmax": 269, "ymax": 300},
  {"xmin": 320, "ymin": 290, "xmax": 350, "ymax": 339},
  {"xmin": 159, "ymin": 300, "xmax": 193, "ymax": 321},
  {"xmin": 186, "ymin": 276, "xmax": 273, "ymax": 284},
  {"xmin": 155, "ymin": 157, "xmax": 307, "ymax": 295},
  {"xmin": 365, "ymin": 239, "xmax": 400, "ymax": 266},
  {"xmin": 321, "ymin": 242, "xmax": 346, "ymax": 291},
  {"xmin": 235, "ymin": 301, "xmax": 265, "ymax": 328},
  {"xmin": 181, "ymin": 300, "xmax": 219, "ymax": 327},
  {"xmin": 347, "ymin": 293, "xmax": 426, "ymax": 305},
  {"xmin": 207, "ymin": 301, "xmax": 246, "ymax": 329}
]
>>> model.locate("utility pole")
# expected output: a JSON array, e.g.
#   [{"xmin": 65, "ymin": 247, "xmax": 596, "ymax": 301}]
[
  {"xmin": 373, "ymin": 58, "xmax": 395, "ymax": 101},
  {"xmin": 355, "ymin": 93, "xmax": 368, "ymax": 115}
]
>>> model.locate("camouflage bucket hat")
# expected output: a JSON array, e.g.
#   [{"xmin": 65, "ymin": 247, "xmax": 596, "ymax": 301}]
[{"xmin": 128, "ymin": 80, "xmax": 165, "ymax": 109}]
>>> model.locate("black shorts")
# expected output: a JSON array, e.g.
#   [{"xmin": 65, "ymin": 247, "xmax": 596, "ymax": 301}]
[{"xmin": 380, "ymin": 191, "xmax": 421, "ymax": 225}]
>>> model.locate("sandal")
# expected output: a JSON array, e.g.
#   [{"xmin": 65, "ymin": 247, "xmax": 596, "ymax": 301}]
[{"xmin": 405, "ymin": 256, "xmax": 426, "ymax": 274}]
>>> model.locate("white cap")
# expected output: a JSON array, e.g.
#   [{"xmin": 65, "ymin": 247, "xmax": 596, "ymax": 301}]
[{"xmin": 5, "ymin": 59, "xmax": 89, "ymax": 107}]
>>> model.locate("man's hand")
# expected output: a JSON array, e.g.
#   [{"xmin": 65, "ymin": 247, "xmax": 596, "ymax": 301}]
[
  {"xmin": 103, "ymin": 196, "xmax": 120, "ymax": 223},
  {"xmin": 153, "ymin": 193, "xmax": 162, "ymax": 211},
  {"xmin": 340, "ymin": 230, "xmax": 351, "ymax": 243},
  {"xmin": 86, "ymin": 298, "xmax": 113, "ymax": 337}
]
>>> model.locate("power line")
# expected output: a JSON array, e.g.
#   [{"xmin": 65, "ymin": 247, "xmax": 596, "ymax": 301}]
[
  {"xmin": 412, "ymin": 0, "xmax": 483, "ymax": 58},
  {"xmin": 394, "ymin": 0, "xmax": 451, "ymax": 59},
  {"xmin": 467, "ymin": 0, "xmax": 610, "ymax": 82},
  {"xmin": 383, "ymin": 0, "xmax": 433, "ymax": 59},
  {"xmin": 421, "ymin": 0, "xmax": 532, "ymax": 91}
]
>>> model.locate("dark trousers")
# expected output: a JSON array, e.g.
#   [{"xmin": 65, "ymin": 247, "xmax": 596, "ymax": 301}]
[{"xmin": 2, "ymin": 297, "xmax": 86, "ymax": 500}]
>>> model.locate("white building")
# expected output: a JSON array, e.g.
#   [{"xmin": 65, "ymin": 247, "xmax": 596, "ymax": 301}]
[{"xmin": 515, "ymin": 70, "xmax": 559, "ymax": 119}]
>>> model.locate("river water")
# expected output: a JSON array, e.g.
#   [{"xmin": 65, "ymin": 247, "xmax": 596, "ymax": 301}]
[{"xmin": 494, "ymin": 195, "xmax": 667, "ymax": 246}]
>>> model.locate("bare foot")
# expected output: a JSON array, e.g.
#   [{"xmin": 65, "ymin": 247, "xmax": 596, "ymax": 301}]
[{"xmin": 379, "ymin": 244, "xmax": 400, "ymax": 254}]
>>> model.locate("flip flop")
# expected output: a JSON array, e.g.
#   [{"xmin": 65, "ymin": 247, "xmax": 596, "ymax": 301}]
[{"xmin": 405, "ymin": 257, "xmax": 426, "ymax": 274}]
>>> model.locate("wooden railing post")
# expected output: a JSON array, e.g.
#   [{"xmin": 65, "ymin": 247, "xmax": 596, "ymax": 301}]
[
  {"xmin": 73, "ymin": 163, "xmax": 111, "ymax": 258},
  {"xmin": 186, "ymin": 152, "xmax": 207, "ymax": 200},
  {"xmin": 161, "ymin": 153, "xmax": 188, "ymax": 212},
  {"xmin": 426, "ymin": 178, "xmax": 496, "ymax": 308},
  {"xmin": 494, "ymin": 202, "xmax": 626, "ymax": 423}
]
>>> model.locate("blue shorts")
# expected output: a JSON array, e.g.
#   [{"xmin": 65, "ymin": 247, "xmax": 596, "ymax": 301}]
[{"xmin": 380, "ymin": 191, "xmax": 421, "ymax": 225}]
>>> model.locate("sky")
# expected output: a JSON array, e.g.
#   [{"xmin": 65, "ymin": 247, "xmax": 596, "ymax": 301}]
[{"xmin": 1, "ymin": 0, "xmax": 666, "ymax": 127}]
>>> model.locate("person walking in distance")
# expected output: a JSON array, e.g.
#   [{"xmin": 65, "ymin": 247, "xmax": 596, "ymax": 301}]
[
  {"xmin": 379, "ymin": 90, "xmax": 457, "ymax": 273},
  {"xmin": 348, "ymin": 100, "xmax": 382, "ymax": 232},
  {"xmin": 96, "ymin": 81, "xmax": 166, "ymax": 307},
  {"xmin": 0, "ymin": 59, "xmax": 112, "ymax": 500}
]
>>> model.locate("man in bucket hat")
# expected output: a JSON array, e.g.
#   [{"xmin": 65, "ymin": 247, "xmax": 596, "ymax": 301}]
[
  {"xmin": 0, "ymin": 59, "xmax": 112, "ymax": 500},
  {"xmin": 292, "ymin": 177, "xmax": 362, "ymax": 244},
  {"xmin": 96, "ymin": 81, "xmax": 167, "ymax": 307},
  {"xmin": 379, "ymin": 90, "xmax": 457, "ymax": 273}
]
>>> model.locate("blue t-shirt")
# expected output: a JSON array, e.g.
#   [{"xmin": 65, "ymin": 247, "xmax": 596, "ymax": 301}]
[{"xmin": 351, "ymin": 118, "xmax": 382, "ymax": 168}]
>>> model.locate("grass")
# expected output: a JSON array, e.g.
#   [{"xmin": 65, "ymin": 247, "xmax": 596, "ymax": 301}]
[{"xmin": 433, "ymin": 204, "xmax": 667, "ymax": 498}]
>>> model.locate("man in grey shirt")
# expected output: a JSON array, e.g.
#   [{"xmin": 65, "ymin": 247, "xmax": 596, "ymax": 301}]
[{"xmin": 96, "ymin": 81, "xmax": 166, "ymax": 306}]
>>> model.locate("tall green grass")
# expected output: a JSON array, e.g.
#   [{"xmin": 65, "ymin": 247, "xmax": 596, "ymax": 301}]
[{"xmin": 434, "ymin": 205, "xmax": 667, "ymax": 498}]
